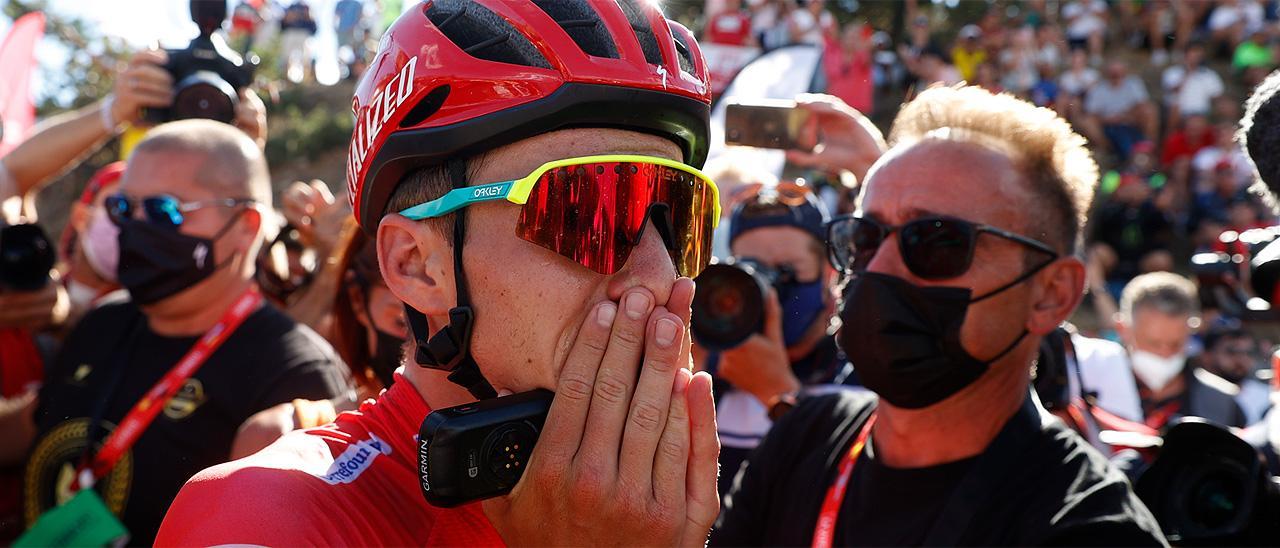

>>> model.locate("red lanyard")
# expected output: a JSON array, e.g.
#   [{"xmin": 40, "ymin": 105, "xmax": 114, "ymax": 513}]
[
  {"xmin": 75, "ymin": 287, "xmax": 262, "ymax": 490},
  {"xmin": 812, "ymin": 413, "xmax": 876, "ymax": 548}
]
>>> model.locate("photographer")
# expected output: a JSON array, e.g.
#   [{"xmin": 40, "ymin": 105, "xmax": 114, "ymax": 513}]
[
  {"xmin": 702, "ymin": 185, "xmax": 845, "ymax": 495},
  {"xmin": 713, "ymin": 87, "xmax": 1165, "ymax": 545},
  {"xmin": 158, "ymin": 2, "xmax": 720, "ymax": 545},
  {"xmin": 20, "ymin": 120, "xmax": 348, "ymax": 545},
  {"xmin": 1199, "ymin": 324, "xmax": 1271, "ymax": 425}
]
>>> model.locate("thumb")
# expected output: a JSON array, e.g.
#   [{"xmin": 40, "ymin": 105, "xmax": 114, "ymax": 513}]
[{"xmin": 763, "ymin": 287, "xmax": 784, "ymax": 345}]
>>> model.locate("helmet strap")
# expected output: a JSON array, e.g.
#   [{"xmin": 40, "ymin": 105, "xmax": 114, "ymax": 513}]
[{"xmin": 404, "ymin": 157, "xmax": 497, "ymax": 400}]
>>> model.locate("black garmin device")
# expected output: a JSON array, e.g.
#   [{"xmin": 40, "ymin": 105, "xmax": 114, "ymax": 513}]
[{"xmin": 417, "ymin": 389, "xmax": 553, "ymax": 508}]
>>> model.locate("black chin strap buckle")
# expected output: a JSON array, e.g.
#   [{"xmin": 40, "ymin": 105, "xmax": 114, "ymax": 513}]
[
  {"xmin": 404, "ymin": 303, "xmax": 497, "ymax": 400},
  {"xmin": 410, "ymin": 305, "xmax": 474, "ymax": 371}
]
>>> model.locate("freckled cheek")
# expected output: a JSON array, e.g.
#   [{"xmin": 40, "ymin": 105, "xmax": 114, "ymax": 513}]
[{"xmin": 466, "ymin": 241, "xmax": 599, "ymax": 391}]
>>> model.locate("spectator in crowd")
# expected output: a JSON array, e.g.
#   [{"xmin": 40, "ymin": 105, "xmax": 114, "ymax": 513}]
[
  {"xmin": 1062, "ymin": 0, "xmax": 1108, "ymax": 65},
  {"xmin": 1191, "ymin": 160, "xmax": 1253, "ymax": 231},
  {"xmin": 714, "ymin": 85, "xmax": 1164, "ymax": 546},
  {"xmin": 703, "ymin": 186, "xmax": 845, "ymax": 499},
  {"xmin": 751, "ymin": 0, "xmax": 793, "ymax": 51},
  {"xmin": 1161, "ymin": 42, "xmax": 1224, "ymax": 123},
  {"xmin": 972, "ymin": 61, "xmax": 1004, "ymax": 94},
  {"xmin": 823, "ymin": 22, "xmax": 873, "ymax": 115},
  {"xmin": 1143, "ymin": 0, "xmax": 1197, "ymax": 66},
  {"xmin": 904, "ymin": 44, "xmax": 961, "ymax": 88},
  {"xmin": 897, "ymin": 13, "xmax": 937, "ymax": 88},
  {"xmin": 20, "ymin": 120, "xmax": 351, "ymax": 545},
  {"xmin": 1207, "ymin": 0, "xmax": 1265, "ymax": 54},
  {"xmin": 279, "ymin": 1, "xmax": 318, "ymax": 83},
  {"xmin": 1192, "ymin": 122, "xmax": 1253, "ymax": 192},
  {"xmin": 1113, "ymin": 272, "xmax": 1246, "ymax": 430},
  {"xmin": 231, "ymin": 221, "xmax": 406, "ymax": 458},
  {"xmin": 974, "ymin": 7, "xmax": 1008, "ymax": 53},
  {"xmin": 787, "ymin": 0, "xmax": 835, "ymax": 47},
  {"xmin": 999, "ymin": 26, "xmax": 1039, "ymax": 95},
  {"xmin": 230, "ymin": 0, "xmax": 264, "ymax": 45},
  {"xmin": 59, "ymin": 163, "xmax": 125, "ymax": 320},
  {"xmin": 950, "ymin": 24, "xmax": 986, "ymax": 82},
  {"xmin": 334, "ymin": 0, "xmax": 368, "ymax": 78},
  {"xmin": 1089, "ymin": 143, "xmax": 1176, "ymax": 296},
  {"xmin": 1034, "ymin": 23, "xmax": 1065, "ymax": 70},
  {"xmin": 705, "ymin": 0, "xmax": 756, "ymax": 47},
  {"xmin": 1161, "ymin": 113, "xmax": 1215, "ymax": 195},
  {"xmin": 1079, "ymin": 61, "xmax": 1158, "ymax": 161},
  {"xmin": 1029, "ymin": 62, "xmax": 1061, "ymax": 108},
  {"xmin": 1057, "ymin": 48, "xmax": 1099, "ymax": 121},
  {"xmin": 1233, "ymin": 29, "xmax": 1276, "ymax": 87},
  {"xmin": 1200, "ymin": 325, "xmax": 1273, "ymax": 425}
]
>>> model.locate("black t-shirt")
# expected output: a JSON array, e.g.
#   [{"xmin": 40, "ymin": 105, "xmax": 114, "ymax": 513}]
[
  {"xmin": 1091, "ymin": 200, "xmax": 1172, "ymax": 281},
  {"xmin": 24, "ymin": 296, "xmax": 351, "ymax": 545},
  {"xmin": 712, "ymin": 391, "xmax": 1167, "ymax": 546}
]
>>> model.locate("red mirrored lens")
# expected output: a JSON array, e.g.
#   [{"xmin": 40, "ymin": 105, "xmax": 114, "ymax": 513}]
[{"xmin": 516, "ymin": 161, "xmax": 716, "ymax": 278}]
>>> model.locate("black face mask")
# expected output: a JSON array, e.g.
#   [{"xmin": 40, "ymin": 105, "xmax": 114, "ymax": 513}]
[
  {"xmin": 117, "ymin": 212, "xmax": 241, "ymax": 305},
  {"xmin": 370, "ymin": 328, "xmax": 403, "ymax": 388},
  {"xmin": 837, "ymin": 271, "xmax": 1031, "ymax": 409}
]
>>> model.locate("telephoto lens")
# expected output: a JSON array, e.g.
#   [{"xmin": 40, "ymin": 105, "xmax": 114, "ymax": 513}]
[{"xmin": 691, "ymin": 258, "xmax": 787, "ymax": 350}]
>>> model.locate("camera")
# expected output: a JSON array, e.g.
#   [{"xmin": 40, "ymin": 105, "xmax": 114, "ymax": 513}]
[
  {"xmin": 143, "ymin": 0, "xmax": 258, "ymax": 125},
  {"xmin": 691, "ymin": 258, "xmax": 795, "ymax": 350},
  {"xmin": 417, "ymin": 389, "xmax": 553, "ymax": 508},
  {"xmin": 1188, "ymin": 227, "xmax": 1279, "ymax": 320},
  {"xmin": 1132, "ymin": 419, "xmax": 1280, "ymax": 544},
  {"xmin": 0, "ymin": 223, "xmax": 55, "ymax": 291}
]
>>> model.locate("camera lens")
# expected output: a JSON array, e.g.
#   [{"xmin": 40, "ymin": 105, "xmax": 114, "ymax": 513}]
[
  {"xmin": 172, "ymin": 71, "xmax": 238, "ymax": 123},
  {"xmin": 691, "ymin": 262, "xmax": 772, "ymax": 350},
  {"xmin": 1183, "ymin": 462, "xmax": 1249, "ymax": 532},
  {"xmin": 0, "ymin": 223, "xmax": 56, "ymax": 291}
]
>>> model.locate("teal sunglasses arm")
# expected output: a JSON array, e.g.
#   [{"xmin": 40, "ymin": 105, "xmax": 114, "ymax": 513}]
[{"xmin": 398, "ymin": 180, "xmax": 517, "ymax": 220}]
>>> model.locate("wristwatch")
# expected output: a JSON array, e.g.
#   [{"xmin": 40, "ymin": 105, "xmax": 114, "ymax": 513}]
[{"xmin": 766, "ymin": 392, "xmax": 799, "ymax": 422}]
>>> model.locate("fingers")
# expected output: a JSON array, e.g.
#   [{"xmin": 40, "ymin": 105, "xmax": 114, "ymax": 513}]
[
  {"xmin": 536, "ymin": 301, "xmax": 617, "ymax": 464},
  {"xmin": 682, "ymin": 371, "xmax": 721, "ymax": 544},
  {"xmin": 652, "ymin": 367, "xmax": 692, "ymax": 502},
  {"xmin": 235, "ymin": 88, "xmax": 268, "ymax": 145},
  {"xmin": 762, "ymin": 287, "xmax": 784, "ymax": 344},
  {"xmin": 576, "ymin": 288, "xmax": 654, "ymax": 470},
  {"xmin": 617, "ymin": 307, "xmax": 684, "ymax": 489}
]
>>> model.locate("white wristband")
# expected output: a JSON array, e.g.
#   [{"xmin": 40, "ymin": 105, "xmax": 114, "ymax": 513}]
[{"xmin": 100, "ymin": 95, "xmax": 121, "ymax": 134}]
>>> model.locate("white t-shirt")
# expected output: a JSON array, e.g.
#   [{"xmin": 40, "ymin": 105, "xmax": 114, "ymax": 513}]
[
  {"xmin": 1192, "ymin": 146, "xmax": 1253, "ymax": 190},
  {"xmin": 1069, "ymin": 334, "xmax": 1144, "ymax": 423},
  {"xmin": 1208, "ymin": 1, "xmax": 1265, "ymax": 34},
  {"xmin": 1063, "ymin": 0, "xmax": 1107, "ymax": 39},
  {"xmin": 1059, "ymin": 67, "xmax": 1100, "ymax": 96},
  {"xmin": 1161, "ymin": 65, "xmax": 1225, "ymax": 116},
  {"xmin": 787, "ymin": 9, "xmax": 834, "ymax": 46}
]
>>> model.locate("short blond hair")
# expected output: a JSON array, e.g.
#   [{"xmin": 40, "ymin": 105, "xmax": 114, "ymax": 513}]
[{"xmin": 888, "ymin": 85, "xmax": 1097, "ymax": 254}]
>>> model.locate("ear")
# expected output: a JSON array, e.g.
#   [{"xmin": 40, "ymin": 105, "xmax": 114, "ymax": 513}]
[
  {"xmin": 377, "ymin": 214, "xmax": 455, "ymax": 329},
  {"xmin": 1026, "ymin": 257, "xmax": 1085, "ymax": 336},
  {"xmin": 70, "ymin": 202, "xmax": 91, "ymax": 234}
]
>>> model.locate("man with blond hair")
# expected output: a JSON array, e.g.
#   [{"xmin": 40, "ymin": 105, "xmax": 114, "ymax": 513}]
[{"xmin": 711, "ymin": 86, "xmax": 1166, "ymax": 545}]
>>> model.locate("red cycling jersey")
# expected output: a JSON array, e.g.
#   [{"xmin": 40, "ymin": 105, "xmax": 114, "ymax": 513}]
[{"xmin": 155, "ymin": 374, "xmax": 504, "ymax": 546}]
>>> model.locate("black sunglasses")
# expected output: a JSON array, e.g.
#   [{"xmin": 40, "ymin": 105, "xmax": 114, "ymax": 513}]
[
  {"xmin": 825, "ymin": 214, "xmax": 1059, "ymax": 280},
  {"xmin": 105, "ymin": 193, "xmax": 255, "ymax": 230}
]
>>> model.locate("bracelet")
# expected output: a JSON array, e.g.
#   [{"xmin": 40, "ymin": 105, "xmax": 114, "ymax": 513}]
[{"xmin": 100, "ymin": 95, "xmax": 121, "ymax": 134}]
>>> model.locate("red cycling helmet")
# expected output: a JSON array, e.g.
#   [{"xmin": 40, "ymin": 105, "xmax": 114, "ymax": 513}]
[{"xmin": 347, "ymin": 0, "xmax": 712, "ymax": 231}]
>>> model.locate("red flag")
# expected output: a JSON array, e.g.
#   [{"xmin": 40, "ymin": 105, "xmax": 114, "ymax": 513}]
[{"xmin": 0, "ymin": 12, "xmax": 45, "ymax": 157}]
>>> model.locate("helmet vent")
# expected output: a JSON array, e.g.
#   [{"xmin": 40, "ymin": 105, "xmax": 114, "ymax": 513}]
[
  {"xmin": 532, "ymin": 0, "xmax": 618, "ymax": 59},
  {"xmin": 399, "ymin": 85, "xmax": 451, "ymax": 128},
  {"xmin": 669, "ymin": 24, "xmax": 695, "ymax": 76},
  {"xmin": 614, "ymin": 0, "xmax": 664, "ymax": 66},
  {"xmin": 425, "ymin": 0, "xmax": 551, "ymax": 69}
]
